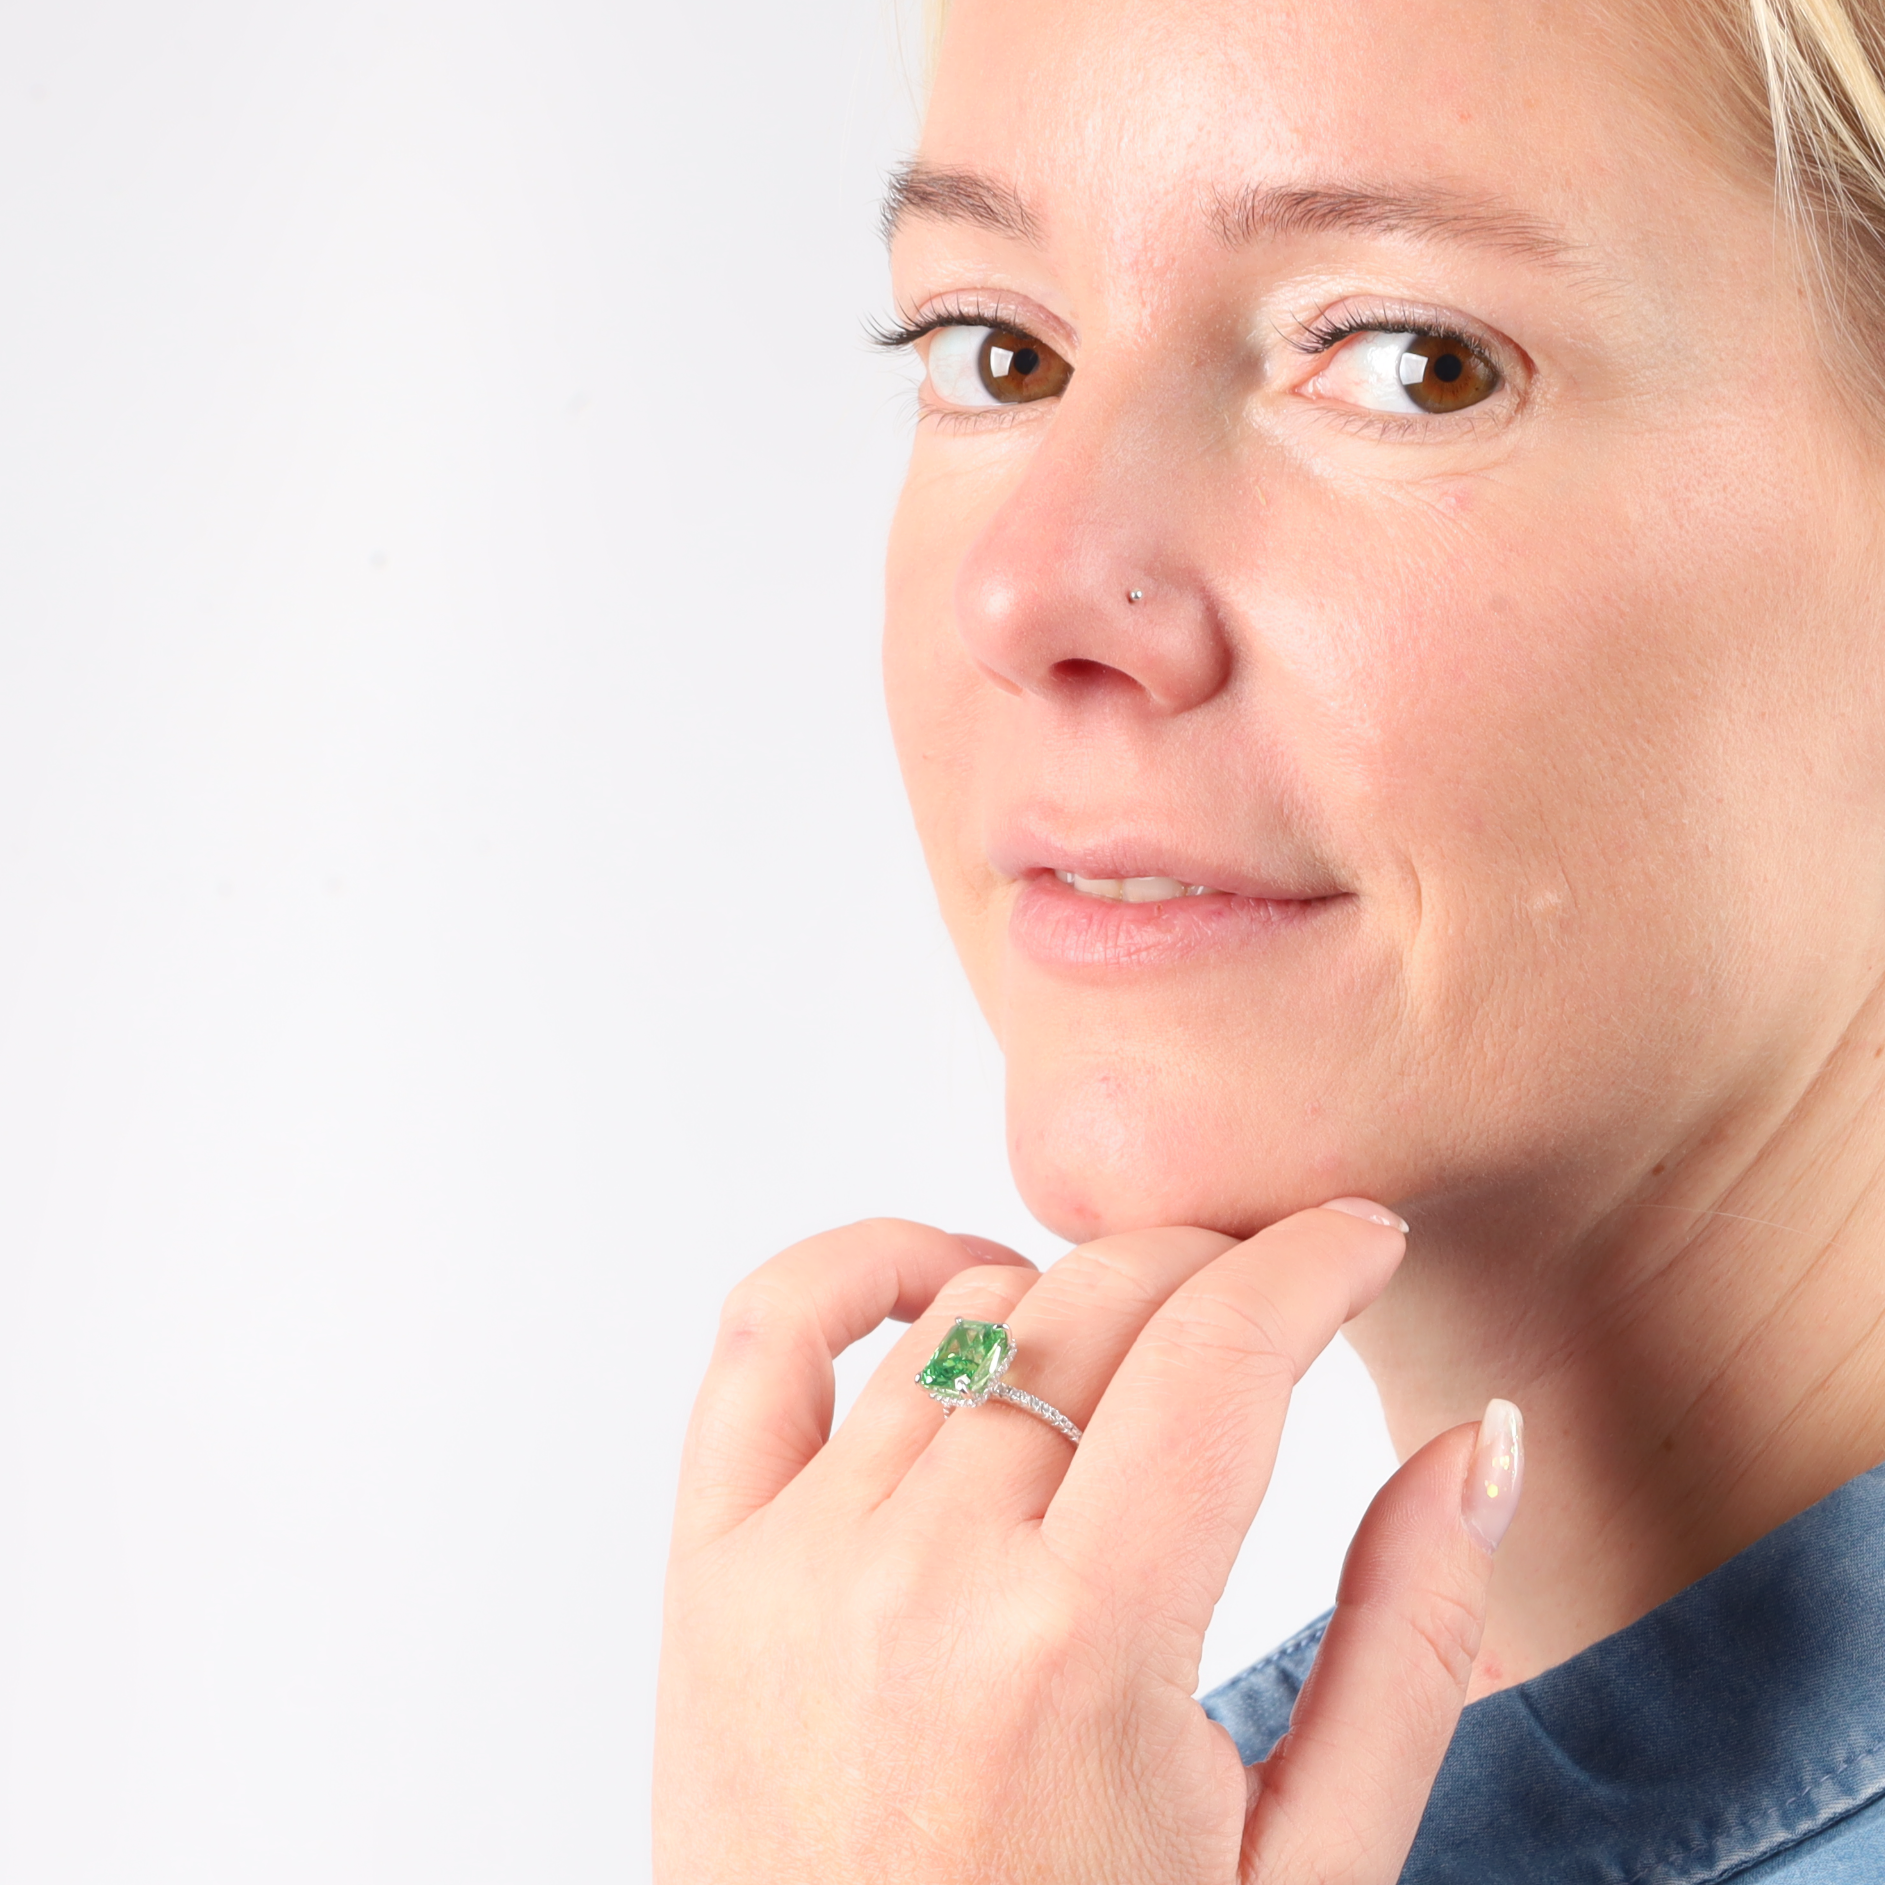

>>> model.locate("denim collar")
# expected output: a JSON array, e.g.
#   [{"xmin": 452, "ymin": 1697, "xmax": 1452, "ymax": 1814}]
[{"xmin": 1204, "ymin": 1459, "xmax": 1885, "ymax": 1884}]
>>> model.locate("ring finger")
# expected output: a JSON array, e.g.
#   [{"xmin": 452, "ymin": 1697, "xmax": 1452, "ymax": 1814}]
[
  {"xmin": 807, "ymin": 1252, "xmax": 1045, "ymax": 1499},
  {"xmin": 894, "ymin": 1224, "xmax": 1238, "ymax": 1519}
]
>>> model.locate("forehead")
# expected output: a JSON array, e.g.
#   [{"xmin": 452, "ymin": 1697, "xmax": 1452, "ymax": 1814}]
[{"xmin": 919, "ymin": 0, "xmax": 1736, "ymax": 276}]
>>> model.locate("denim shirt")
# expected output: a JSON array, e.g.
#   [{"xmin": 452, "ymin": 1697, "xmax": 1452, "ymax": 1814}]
[{"xmin": 1202, "ymin": 1459, "xmax": 1885, "ymax": 1882}]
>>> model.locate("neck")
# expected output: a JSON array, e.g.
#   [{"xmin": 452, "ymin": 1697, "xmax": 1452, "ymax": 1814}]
[{"xmin": 1348, "ymin": 977, "xmax": 1885, "ymax": 1700}]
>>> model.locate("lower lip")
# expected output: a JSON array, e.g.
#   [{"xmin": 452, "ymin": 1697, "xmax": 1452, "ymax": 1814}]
[{"xmin": 1009, "ymin": 871, "xmax": 1350, "ymax": 972}]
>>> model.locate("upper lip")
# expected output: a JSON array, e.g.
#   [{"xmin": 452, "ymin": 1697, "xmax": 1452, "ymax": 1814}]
[{"xmin": 988, "ymin": 822, "xmax": 1346, "ymax": 903}]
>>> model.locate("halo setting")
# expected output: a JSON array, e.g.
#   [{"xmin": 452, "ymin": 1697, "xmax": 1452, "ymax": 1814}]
[
  {"xmin": 915, "ymin": 1318, "xmax": 1083, "ymax": 1445},
  {"xmin": 916, "ymin": 1318, "xmax": 1015, "ymax": 1409}
]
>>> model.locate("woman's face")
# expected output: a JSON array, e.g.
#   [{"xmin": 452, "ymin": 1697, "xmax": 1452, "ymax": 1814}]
[{"xmin": 883, "ymin": 0, "xmax": 1885, "ymax": 1243}]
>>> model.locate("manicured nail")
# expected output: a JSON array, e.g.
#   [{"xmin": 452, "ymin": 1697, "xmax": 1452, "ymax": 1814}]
[
  {"xmin": 1320, "ymin": 1197, "xmax": 1410, "ymax": 1234},
  {"xmin": 1462, "ymin": 1399, "xmax": 1525, "ymax": 1554}
]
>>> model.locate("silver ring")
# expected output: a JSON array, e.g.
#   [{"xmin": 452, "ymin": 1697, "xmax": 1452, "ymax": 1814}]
[{"xmin": 915, "ymin": 1317, "xmax": 1083, "ymax": 1446}]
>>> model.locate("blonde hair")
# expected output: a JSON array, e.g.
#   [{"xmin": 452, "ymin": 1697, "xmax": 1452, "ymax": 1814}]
[
  {"xmin": 1722, "ymin": 0, "xmax": 1885, "ymax": 395},
  {"xmin": 922, "ymin": 0, "xmax": 950, "ymax": 86},
  {"xmin": 1743, "ymin": 1, "xmax": 1885, "ymax": 208}
]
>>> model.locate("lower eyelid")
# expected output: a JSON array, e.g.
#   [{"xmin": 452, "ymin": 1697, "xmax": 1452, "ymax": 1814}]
[{"xmin": 918, "ymin": 404, "xmax": 1043, "ymax": 438}]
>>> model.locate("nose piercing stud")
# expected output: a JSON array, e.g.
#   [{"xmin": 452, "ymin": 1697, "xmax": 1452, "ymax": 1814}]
[{"xmin": 1127, "ymin": 588, "xmax": 1144, "ymax": 603}]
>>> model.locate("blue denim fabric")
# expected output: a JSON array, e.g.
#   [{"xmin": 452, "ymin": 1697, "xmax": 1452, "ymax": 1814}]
[{"xmin": 1202, "ymin": 1459, "xmax": 1885, "ymax": 1883}]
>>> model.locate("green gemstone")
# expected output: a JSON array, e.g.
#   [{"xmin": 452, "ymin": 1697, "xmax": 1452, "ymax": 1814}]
[{"xmin": 916, "ymin": 1318, "xmax": 1014, "ymax": 1403}]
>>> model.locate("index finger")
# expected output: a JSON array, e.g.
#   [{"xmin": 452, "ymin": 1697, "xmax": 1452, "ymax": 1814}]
[
  {"xmin": 1040, "ymin": 1201, "xmax": 1407, "ymax": 1643},
  {"xmin": 674, "ymin": 1219, "xmax": 1034, "ymax": 1549}
]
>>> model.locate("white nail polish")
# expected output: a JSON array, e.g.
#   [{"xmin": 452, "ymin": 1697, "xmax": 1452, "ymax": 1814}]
[
  {"xmin": 1462, "ymin": 1399, "xmax": 1525, "ymax": 1554},
  {"xmin": 1320, "ymin": 1197, "xmax": 1410, "ymax": 1234}
]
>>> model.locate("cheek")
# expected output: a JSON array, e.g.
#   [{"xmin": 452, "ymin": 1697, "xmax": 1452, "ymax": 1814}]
[
  {"xmin": 883, "ymin": 368, "xmax": 1885, "ymax": 1242},
  {"xmin": 1251, "ymin": 474, "xmax": 1718, "ymax": 897},
  {"xmin": 995, "ymin": 466, "xmax": 1879, "ymax": 1238},
  {"xmin": 1275, "ymin": 492, "xmax": 1731, "ymax": 1035}
]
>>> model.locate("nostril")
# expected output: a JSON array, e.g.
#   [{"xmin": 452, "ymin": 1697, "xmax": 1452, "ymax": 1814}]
[{"xmin": 1050, "ymin": 657, "xmax": 1140, "ymax": 694}]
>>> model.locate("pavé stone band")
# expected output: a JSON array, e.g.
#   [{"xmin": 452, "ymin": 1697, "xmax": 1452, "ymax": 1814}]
[{"xmin": 915, "ymin": 1317, "xmax": 1084, "ymax": 1447}]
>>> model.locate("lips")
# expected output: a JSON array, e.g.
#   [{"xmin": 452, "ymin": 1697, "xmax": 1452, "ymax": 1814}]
[
  {"xmin": 1009, "ymin": 865, "xmax": 1348, "ymax": 972},
  {"xmin": 985, "ymin": 812, "xmax": 1351, "ymax": 967}
]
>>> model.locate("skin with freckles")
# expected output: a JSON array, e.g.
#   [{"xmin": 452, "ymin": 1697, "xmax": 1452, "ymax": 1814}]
[{"xmin": 656, "ymin": 0, "xmax": 1885, "ymax": 1877}]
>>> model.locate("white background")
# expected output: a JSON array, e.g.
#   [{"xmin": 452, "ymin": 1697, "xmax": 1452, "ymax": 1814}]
[{"xmin": 0, "ymin": 3, "xmax": 1395, "ymax": 1877}]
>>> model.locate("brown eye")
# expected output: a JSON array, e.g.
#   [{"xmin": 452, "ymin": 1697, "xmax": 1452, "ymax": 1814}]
[
  {"xmin": 923, "ymin": 322, "xmax": 1074, "ymax": 411},
  {"xmin": 1304, "ymin": 325, "xmax": 1507, "ymax": 420},
  {"xmin": 977, "ymin": 326, "xmax": 1072, "ymax": 403},
  {"xmin": 1398, "ymin": 332, "xmax": 1499, "ymax": 414}
]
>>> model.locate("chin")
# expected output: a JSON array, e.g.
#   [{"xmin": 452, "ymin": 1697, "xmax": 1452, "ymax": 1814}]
[{"xmin": 1004, "ymin": 1067, "xmax": 1364, "ymax": 1245}]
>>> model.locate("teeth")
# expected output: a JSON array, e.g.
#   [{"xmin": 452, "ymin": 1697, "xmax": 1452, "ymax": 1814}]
[{"xmin": 1055, "ymin": 871, "xmax": 1215, "ymax": 902}]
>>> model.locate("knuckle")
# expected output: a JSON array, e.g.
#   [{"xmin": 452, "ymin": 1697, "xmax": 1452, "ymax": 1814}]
[
  {"xmin": 1049, "ymin": 1240, "xmax": 1151, "ymax": 1300},
  {"xmin": 850, "ymin": 1543, "xmax": 1101, "ymax": 1715},
  {"xmin": 1149, "ymin": 1286, "xmax": 1303, "ymax": 1379},
  {"xmin": 717, "ymin": 1273, "xmax": 780, "ymax": 1333},
  {"xmin": 1058, "ymin": 1227, "xmax": 1232, "ymax": 1309},
  {"xmin": 716, "ymin": 1274, "xmax": 814, "ymax": 1358},
  {"xmin": 838, "ymin": 1213, "xmax": 926, "ymax": 1243},
  {"xmin": 932, "ymin": 1263, "xmax": 1032, "ymax": 1319},
  {"xmin": 1396, "ymin": 1583, "xmax": 1483, "ymax": 1692}
]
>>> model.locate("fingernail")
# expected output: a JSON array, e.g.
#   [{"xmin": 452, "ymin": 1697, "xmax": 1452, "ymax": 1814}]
[
  {"xmin": 1320, "ymin": 1197, "xmax": 1410, "ymax": 1234},
  {"xmin": 1462, "ymin": 1399, "xmax": 1525, "ymax": 1554}
]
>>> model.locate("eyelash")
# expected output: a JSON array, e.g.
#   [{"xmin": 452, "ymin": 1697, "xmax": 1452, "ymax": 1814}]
[
  {"xmin": 874, "ymin": 302, "xmax": 1492, "ymax": 358},
  {"xmin": 868, "ymin": 302, "xmax": 1064, "ymax": 432},
  {"xmin": 1287, "ymin": 304, "xmax": 1495, "ymax": 373},
  {"xmin": 866, "ymin": 300, "xmax": 1042, "ymax": 353},
  {"xmin": 870, "ymin": 301, "xmax": 1510, "ymax": 432}
]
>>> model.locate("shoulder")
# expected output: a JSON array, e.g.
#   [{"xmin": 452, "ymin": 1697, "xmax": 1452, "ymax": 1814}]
[{"xmin": 1198, "ymin": 1610, "xmax": 1331, "ymax": 1765}]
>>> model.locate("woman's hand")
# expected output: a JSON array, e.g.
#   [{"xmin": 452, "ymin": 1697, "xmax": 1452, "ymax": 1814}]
[{"xmin": 654, "ymin": 1207, "xmax": 1511, "ymax": 1884}]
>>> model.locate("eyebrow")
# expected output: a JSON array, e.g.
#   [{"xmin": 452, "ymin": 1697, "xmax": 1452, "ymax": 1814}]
[
  {"xmin": 883, "ymin": 161, "xmax": 1582, "ymax": 272},
  {"xmin": 881, "ymin": 162, "xmax": 1041, "ymax": 244},
  {"xmin": 1210, "ymin": 183, "xmax": 1582, "ymax": 269}
]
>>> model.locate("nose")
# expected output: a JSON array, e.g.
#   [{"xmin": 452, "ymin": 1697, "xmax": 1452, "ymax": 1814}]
[{"xmin": 951, "ymin": 394, "xmax": 1234, "ymax": 715}]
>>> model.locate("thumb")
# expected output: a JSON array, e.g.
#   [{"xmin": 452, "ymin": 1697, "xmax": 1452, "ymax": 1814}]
[{"xmin": 1241, "ymin": 1401, "xmax": 1525, "ymax": 1883}]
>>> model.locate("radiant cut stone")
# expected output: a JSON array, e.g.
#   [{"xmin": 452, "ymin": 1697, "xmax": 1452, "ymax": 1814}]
[{"xmin": 916, "ymin": 1318, "xmax": 1014, "ymax": 1404}]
